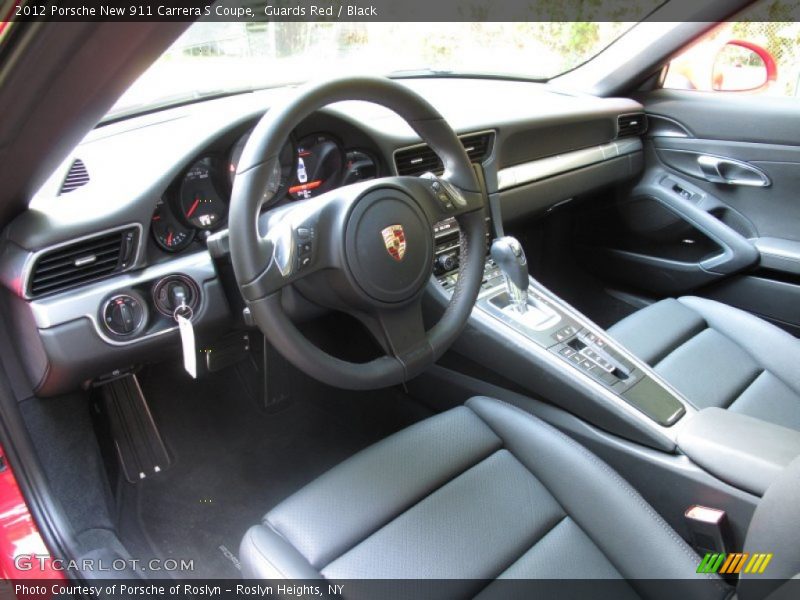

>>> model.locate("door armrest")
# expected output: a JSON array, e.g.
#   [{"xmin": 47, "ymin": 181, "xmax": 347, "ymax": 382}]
[{"xmin": 753, "ymin": 237, "xmax": 800, "ymax": 276}]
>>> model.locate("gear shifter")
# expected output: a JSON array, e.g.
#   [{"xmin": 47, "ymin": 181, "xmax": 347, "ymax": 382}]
[{"xmin": 491, "ymin": 237, "xmax": 529, "ymax": 313}]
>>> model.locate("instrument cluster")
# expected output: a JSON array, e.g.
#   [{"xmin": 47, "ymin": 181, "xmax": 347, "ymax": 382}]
[{"xmin": 151, "ymin": 130, "xmax": 379, "ymax": 253}]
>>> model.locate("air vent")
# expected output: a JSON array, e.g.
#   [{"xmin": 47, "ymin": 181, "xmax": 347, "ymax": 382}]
[
  {"xmin": 28, "ymin": 228, "xmax": 138, "ymax": 297},
  {"xmin": 617, "ymin": 113, "xmax": 648, "ymax": 138},
  {"xmin": 59, "ymin": 159, "xmax": 90, "ymax": 194},
  {"xmin": 395, "ymin": 132, "xmax": 495, "ymax": 177}
]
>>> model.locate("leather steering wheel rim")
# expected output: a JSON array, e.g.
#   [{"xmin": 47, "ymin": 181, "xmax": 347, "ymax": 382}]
[{"xmin": 229, "ymin": 76, "xmax": 487, "ymax": 390}]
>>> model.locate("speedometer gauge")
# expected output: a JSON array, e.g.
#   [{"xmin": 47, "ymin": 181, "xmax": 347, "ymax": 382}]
[
  {"xmin": 151, "ymin": 199, "xmax": 195, "ymax": 252},
  {"xmin": 180, "ymin": 158, "xmax": 226, "ymax": 230}
]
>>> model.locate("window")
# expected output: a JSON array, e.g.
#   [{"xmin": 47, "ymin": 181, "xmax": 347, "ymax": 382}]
[{"xmin": 108, "ymin": 10, "xmax": 666, "ymax": 119}]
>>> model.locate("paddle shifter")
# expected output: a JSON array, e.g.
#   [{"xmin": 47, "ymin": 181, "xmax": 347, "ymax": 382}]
[{"xmin": 490, "ymin": 236, "xmax": 529, "ymax": 313}]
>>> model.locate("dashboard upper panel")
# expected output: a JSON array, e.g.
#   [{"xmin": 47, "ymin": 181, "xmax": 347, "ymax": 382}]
[{"xmin": 6, "ymin": 78, "xmax": 642, "ymax": 256}]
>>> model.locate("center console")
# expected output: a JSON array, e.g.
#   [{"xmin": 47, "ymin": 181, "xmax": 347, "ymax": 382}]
[
  {"xmin": 430, "ymin": 215, "xmax": 691, "ymax": 447},
  {"xmin": 476, "ymin": 280, "xmax": 685, "ymax": 427}
]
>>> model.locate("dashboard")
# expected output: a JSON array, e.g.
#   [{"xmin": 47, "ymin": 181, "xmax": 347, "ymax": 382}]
[{"xmin": 0, "ymin": 77, "xmax": 645, "ymax": 396}]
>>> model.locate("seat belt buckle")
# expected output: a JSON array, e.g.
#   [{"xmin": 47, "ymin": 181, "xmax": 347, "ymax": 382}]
[{"xmin": 685, "ymin": 505, "xmax": 733, "ymax": 556}]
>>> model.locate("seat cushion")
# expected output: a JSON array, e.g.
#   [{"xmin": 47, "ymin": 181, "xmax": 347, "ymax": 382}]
[
  {"xmin": 608, "ymin": 296, "xmax": 800, "ymax": 430},
  {"xmin": 240, "ymin": 397, "xmax": 727, "ymax": 600}
]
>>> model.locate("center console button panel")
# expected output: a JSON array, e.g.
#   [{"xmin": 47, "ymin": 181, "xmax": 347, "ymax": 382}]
[{"xmin": 475, "ymin": 281, "xmax": 684, "ymax": 426}]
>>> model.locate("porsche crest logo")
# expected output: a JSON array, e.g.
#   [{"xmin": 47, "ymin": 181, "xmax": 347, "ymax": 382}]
[{"xmin": 381, "ymin": 224, "xmax": 406, "ymax": 261}]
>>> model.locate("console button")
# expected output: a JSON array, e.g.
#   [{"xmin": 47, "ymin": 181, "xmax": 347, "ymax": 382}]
[
  {"xmin": 436, "ymin": 252, "xmax": 458, "ymax": 272},
  {"xmin": 552, "ymin": 325, "xmax": 577, "ymax": 342},
  {"xmin": 298, "ymin": 255, "xmax": 312, "ymax": 270},
  {"xmin": 568, "ymin": 352, "xmax": 584, "ymax": 365},
  {"xmin": 559, "ymin": 346, "xmax": 577, "ymax": 358},
  {"xmin": 296, "ymin": 227, "xmax": 314, "ymax": 241}
]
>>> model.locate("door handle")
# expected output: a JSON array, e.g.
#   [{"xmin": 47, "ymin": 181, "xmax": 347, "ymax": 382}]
[{"xmin": 697, "ymin": 155, "xmax": 770, "ymax": 187}]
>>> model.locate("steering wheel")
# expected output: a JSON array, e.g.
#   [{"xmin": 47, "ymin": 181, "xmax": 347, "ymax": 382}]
[{"xmin": 229, "ymin": 76, "xmax": 487, "ymax": 390}]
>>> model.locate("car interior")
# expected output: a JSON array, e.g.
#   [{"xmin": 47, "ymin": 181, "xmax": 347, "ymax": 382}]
[{"xmin": 0, "ymin": 3, "xmax": 799, "ymax": 599}]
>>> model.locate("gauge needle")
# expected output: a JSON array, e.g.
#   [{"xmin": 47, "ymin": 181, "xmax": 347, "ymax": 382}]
[
  {"xmin": 186, "ymin": 197, "xmax": 201, "ymax": 218},
  {"xmin": 166, "ymin": 231, "xmax": 174, "ymax": 247},
  {"xmin": 288, "ymin": 180, "xmax": 323, "ymax": 194}
]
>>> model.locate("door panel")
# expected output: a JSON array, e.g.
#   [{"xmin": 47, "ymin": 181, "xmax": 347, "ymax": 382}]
[
  {"xmin": 576, "ymin": 165, "xmax": 759, "ymax": 295},
  {"xmin": 583, "ymin": 89, "xmax": 800, "ymax": 334},
  {"xmin": 651, "ymin": 136, "xmax": 800, "ymax": 242}
]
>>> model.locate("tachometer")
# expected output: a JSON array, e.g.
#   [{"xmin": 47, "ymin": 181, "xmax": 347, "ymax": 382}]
[
  {"xmin": 151, "ymin": 199, "xmax": 195, "ymax": 252},
  {"xmin": 289, "ymin": 134, "xmax": 344, "ymax": 200},
  {"xmin": 180, "ymin": 158, "xmax": 226, "ymax": 230}
]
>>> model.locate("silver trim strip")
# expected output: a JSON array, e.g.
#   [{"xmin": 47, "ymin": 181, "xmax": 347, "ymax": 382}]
[
  {"xmin": 30, "ymin": 251, "xmax": 216, "ymax": 347},
  {"xmin": 20, "ymin": 223, "xmax": 144, "ymax": 300},
  {"xmin": 496, "ymin": 138, "xmax": 642, "ymax": 191}
]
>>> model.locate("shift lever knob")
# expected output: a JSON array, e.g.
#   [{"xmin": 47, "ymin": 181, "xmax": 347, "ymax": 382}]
[
  {"xmin": 491, "ymin": 237, "xmax": 529, "ymax": 291},
  {"xmin": 491, "ymin": 237, "xmax": 529, "ymax": 313}
]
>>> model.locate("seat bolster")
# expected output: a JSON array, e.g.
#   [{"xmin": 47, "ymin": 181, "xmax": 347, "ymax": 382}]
[
  {"xmin": 678, "ymin": 296, "xmax": 800, "ymax": 395},
  {"xmin": 240, "ymin": 524, "xmax": 323, "ymax": 579},
  {"xmin": 608, "ymin": 298, "xmax": 706, "ymax": 365},
  {"xmin": 465, "ymin": 396, "xmax": 729, "ymax": 600}
]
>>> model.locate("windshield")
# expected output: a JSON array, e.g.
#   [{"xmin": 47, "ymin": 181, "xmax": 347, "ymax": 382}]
[{"xmin": 109, "ymin": 17, "xmax": 661, "ymax": 119}]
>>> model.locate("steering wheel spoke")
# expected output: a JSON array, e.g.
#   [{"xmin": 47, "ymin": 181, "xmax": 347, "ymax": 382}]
[
  {"xmin": 390, "ymin": 174, "xmax": 484, "ymax": 226},
  {"xmin": 239, "ymin": 189, "xmax": 348, "ymax": 300},
  {"xmin": 356, "ymin": 301, "xmax": 432, "ymax": 376}
]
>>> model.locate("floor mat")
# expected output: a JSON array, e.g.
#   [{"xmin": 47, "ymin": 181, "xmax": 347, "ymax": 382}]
[{"xmin": 122, "ymin": 360, "xmax": 431, "ymax": 579}]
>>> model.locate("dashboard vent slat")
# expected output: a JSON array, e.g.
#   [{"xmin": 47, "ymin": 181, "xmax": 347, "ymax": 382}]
[
  {"xmin": 394, "ymin": 132, "xmax": 495, "ymax": 177},
  {"xmin": 32, "ymin": 255, "xmax": 120, "ymax": 285},
  {"xmin": 34, "ymin": 241, "xmax": 121, "ymax": 271},
  {"xmin": 617, "ymin": 113, "xmax": 648, "ymax": 138},
  {"xmin": 59, "ymin": 159, "xmax": 90, "ymax": 194},
  {"xmin": 29, "ymin": 228, "xmax": 138, "ymax": 297}
]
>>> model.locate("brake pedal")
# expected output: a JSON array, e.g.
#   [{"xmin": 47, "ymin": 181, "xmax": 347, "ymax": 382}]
[{"xmin": 100, "ymin": 375, "xmax": 171, "ymax": 483}]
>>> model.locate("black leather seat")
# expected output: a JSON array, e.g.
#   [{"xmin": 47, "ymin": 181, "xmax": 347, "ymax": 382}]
[
  {"xmin": 240, "ymin": 396, "xmax": 730, "ymax": 599},
  {"xmin": 608, "ymin": 296, "xmax": 800, "ymax": 431}
]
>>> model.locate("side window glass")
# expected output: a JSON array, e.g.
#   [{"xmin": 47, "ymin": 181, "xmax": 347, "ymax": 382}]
[{"xmin": 664, "ymin": 2, "xmax": 798, "ymax": 96}]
